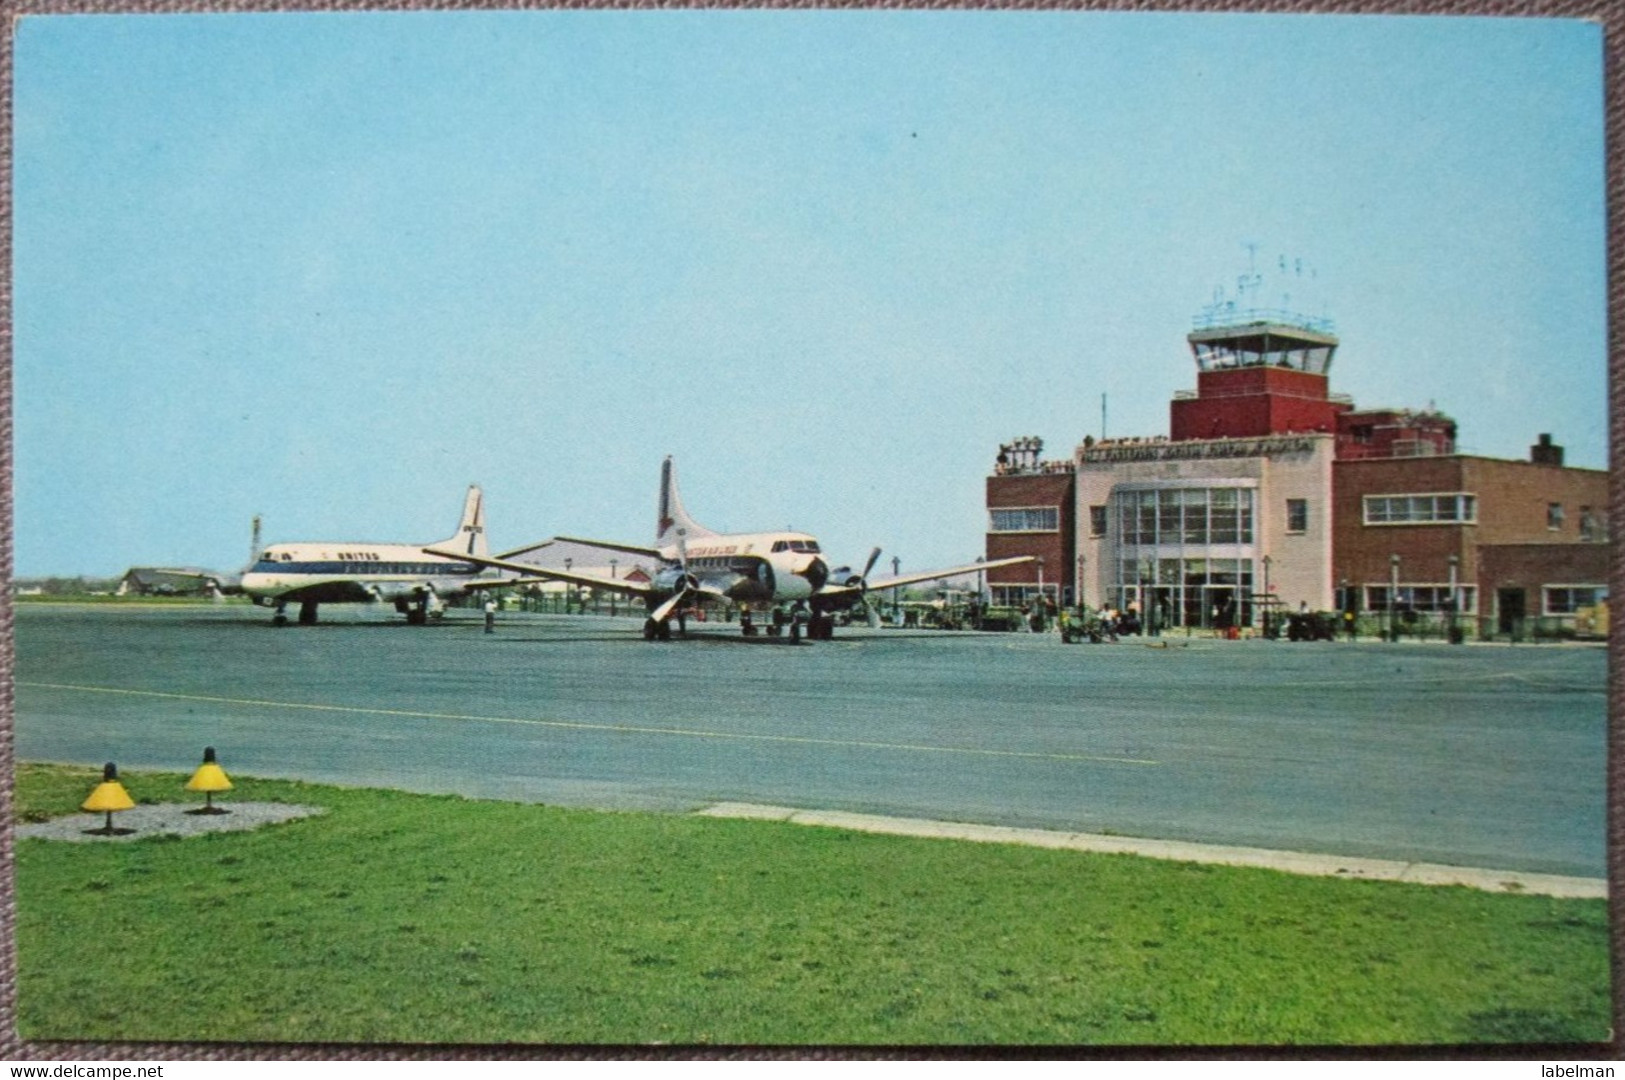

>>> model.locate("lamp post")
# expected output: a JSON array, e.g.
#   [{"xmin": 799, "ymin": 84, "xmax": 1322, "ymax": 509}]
[
  {"xmin": 1261, "ymin": 555, "xmax": 1272, "ymax": 637},
  {"xmin": 1076, "ymin": 554, "xmax": 1086, "ymax": 615},
  {"xmin": 975, "ymin": 556, "xmax": 985, "ymax": 630},
  {"xmin": 564, "ymin": 557, "xmax": 573, "ymax": 615},
  {"xmin": 1140, "ymin": 557, "xmax": 1154, "ymax": 637},
  {"xmin": 1447, "ymin": 553, "xmax": 1459, "ymax": 644},
  {"xmin": 1036, "ymin": 557, "xmax": 1045, "ymax": 622},
  {"xmin": 892, "ymin": 556, "xmax": 901, "ymax": 622},
  {"xmin": 610, "ymin": 558, "xmax": 618, "ymax": 617},
  {"xmin": 1389, "ymin": 554, "xmax": 1401, "ymax": 642}
]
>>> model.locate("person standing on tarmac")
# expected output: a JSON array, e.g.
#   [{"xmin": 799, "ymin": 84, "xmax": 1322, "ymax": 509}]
[{"xmin": 484, "ymin": 597, "xmax": 497, "ymax": 634}]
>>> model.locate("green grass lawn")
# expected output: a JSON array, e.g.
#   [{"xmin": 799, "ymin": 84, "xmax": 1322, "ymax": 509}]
[{"xmin": 12, "ymin": 763, "xmax": 1612, "ymax": 1047}]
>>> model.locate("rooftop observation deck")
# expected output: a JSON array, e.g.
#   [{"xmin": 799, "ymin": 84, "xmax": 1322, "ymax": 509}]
[{"xmin": 1188, "ymin": 312, "xmax": 1340, "ymax": 376}]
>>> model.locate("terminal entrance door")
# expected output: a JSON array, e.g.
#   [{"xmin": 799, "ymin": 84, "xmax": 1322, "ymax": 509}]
[{"xmin": 1498, "ymin": 588, "xmax": 1526, "ymax": 637}]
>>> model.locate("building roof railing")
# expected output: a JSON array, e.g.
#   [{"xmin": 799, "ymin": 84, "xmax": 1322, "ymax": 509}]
[
  {"xmin": 1079, "ymin": 432, "xmax": 1331, "ymax": 464},
  {"xmin": 992, "ymin": 459, "xmax": 1074, "ymax": 477},
  {"xmin": 1190, "ymin": 307, "xmax": 1337, "ymax": 335}
]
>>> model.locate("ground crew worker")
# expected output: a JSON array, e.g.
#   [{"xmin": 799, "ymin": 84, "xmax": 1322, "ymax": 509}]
[{"xmin": 484, "ymin": 597, "xmax": 497, "ymax": 634}]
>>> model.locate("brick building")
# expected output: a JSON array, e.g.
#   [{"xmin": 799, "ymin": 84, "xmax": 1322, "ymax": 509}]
[
  {"xmin": 1333, "ymin": 439, "xmax": 1608, "ymax": 633},
  {"xmin": 986, "ymin": 437, "xmax": 1076, "ymax": 605},
  {"xmin": 985, "ymin": 296, "xmax": 1607, "ymax": 635}
]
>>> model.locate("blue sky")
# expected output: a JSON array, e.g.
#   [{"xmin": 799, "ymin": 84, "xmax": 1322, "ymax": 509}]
[{"xmin": 13, "ymin": 11, "xmax": 1606, "ymax": 577}]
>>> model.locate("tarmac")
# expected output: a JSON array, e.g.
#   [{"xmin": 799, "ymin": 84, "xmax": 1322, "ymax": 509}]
[
  {"xmin": 14, "ymin": 605, "xmax": 1610, "ymax": 879},
  {"xmin": 698, "ymin": 802, "xmax": 1610, "ymax": 899}
]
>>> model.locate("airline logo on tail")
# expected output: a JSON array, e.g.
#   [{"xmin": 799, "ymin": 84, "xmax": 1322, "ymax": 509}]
[
  {"xmin": 459, "ymin": 486, "xmax": 488, "ymax": 557},
  {"xmin": 654, "ymin": 454, "xmax": 716, "ymax": 548}
]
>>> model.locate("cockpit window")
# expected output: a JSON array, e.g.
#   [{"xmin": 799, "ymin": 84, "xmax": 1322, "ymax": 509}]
[
  {"xmin": 262, "ymin": 551, "xmax": 274, "ymax": 561},
  {"xmin": 787, "ymin": 540, "xmax": 821, "ymax": 553},
  {"xmin": 771, "ymin": 541, "xmax": 788, "ymax": 553},
  {"xmin": 280, "ymin": 553, "xmax": 293, "ymax": 562}
]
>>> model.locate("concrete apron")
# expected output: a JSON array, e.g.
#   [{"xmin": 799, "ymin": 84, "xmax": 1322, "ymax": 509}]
[{"xmin": 697, "ymin": 802, "xmax": 1606, "ymax": 900}]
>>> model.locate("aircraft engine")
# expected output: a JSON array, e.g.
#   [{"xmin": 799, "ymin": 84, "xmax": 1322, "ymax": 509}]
[
  {"xmin": 794, "ymin": 556, "xmax": 828, "ymax": 593},
  {"xmin": 653, "ymin": 567, "xmax": 699, "ymax": 597}
]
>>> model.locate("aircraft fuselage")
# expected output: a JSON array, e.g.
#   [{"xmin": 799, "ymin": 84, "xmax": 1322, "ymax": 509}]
[
  {"xmin": 241, "ymin": 542, "xmax": 485, "ymax": 608},
  {"xmin": 649, "ymin": 531, "xmax": 826, "ymax": 608}
]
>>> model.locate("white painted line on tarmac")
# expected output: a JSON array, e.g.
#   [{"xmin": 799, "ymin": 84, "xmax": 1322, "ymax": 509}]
[
  {"xmin": 17, "ymin": 680, "xmax": 1162, "ymax": 767},
  {"xmin": 697, "ymin": 802, "xmax": 1608, "ymax": 900}
]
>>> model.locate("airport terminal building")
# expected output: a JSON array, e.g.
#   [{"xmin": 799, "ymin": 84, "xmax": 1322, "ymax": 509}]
[{"xmin": 986, "ymin": 304, "xmax": 1608, "ymax": 635}]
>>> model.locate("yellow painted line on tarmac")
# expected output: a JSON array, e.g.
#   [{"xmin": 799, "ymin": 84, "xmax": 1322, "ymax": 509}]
[{"xmin": 17, "ymin": 680, "xmax": 1161, "ymax": 767}]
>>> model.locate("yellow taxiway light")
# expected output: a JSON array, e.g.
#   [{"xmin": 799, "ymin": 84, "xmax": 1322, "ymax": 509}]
[
  {"xmin": 185, "ymin": 746, "xmax": 233, "ymax": 815},
  {"xmin": 82, "ymin": 762, "xmax": 136, "ymax": 836}
]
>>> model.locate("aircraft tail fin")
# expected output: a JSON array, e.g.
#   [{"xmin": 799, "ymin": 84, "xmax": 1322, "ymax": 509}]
[
  {"xmin": 247, "ymin": 515, "xmax": 262, "ymax": 569},
  {"xmin": 654, "ymin": 456, "xmax": 717, "ymax": 547},
  {"xmin": 440, "ymin": 485, "xmax": 489, "ymax": 558}
]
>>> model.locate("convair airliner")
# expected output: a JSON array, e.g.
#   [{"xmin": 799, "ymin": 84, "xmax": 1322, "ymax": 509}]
[
  {"xmin": 426, "ymin": 458, "xmax": 1031, "ymax": 641},
  {"xmin": 241, "ymin": 485, "xmax": 524, "ymax": 625}
]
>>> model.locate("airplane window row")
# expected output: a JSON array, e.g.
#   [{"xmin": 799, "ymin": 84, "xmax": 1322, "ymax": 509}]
[
  {"xmin": 252, "ymin": 559, "xmax": 474, "ymax": 576},
  {"xmin": 692, "ymin": 557, "xmax": 745, "ymax": 570}
]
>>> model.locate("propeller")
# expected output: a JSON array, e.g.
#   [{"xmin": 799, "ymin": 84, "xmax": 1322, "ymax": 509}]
[
  {"xmin": 651, "ymin": 528, "xmax": 696, "ymax": 626},
  {"xmin": 844, "ymin": 546, "xmax": 883, "ymax": 628},
  {"xmin": 650, "ymin": 588, "xmax": 691, "ymax": 625}
]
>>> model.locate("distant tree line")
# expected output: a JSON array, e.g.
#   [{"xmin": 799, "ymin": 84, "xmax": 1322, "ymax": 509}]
[{"xmin": 15, "ymin": 576, "xmax": 118, "ymax": 596}]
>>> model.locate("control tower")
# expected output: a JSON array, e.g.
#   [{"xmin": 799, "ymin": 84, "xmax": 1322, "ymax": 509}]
[{"xmin": 1171, "ymin": 258, "xmax": 1346, "ymax": 441}]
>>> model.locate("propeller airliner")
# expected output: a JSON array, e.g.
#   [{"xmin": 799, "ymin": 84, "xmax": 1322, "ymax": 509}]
[
  {"xmin": 425, "ymin": 457, "xmax": 1032, "ymax": 641},
  {"xmin": 240, "ymin": 486, "xmax": 540, "ymax": 625}
]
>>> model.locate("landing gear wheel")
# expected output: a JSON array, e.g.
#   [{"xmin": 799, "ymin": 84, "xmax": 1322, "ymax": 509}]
[
  {"xmin": 658, "ymin": 620, "xmax": 672, "ymax": 641},
  {"xmin": 643, "ymin": 618, "xmax": 659, "ymax": 641},
  {"xmin": 406, "ymin": 608, "xmax": 428, "ymax": 626},
  {"xmin": 298, "ymin": 602, "xmax": 318, "ymax": 625}
]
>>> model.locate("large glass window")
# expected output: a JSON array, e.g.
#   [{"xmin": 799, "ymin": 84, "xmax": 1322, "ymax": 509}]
[
  {"xmin": 1544, "ymin": 586, "xmax": 1607, "ymax": 614},
  {"xmin": 1110, "ymin": 486, "xmax": 1256, "ymax": 629},
  {"xmin": 1114, "ymin": 487, "xmax": 1254, "ymax": 549},
  {"xmin": 1113, "ymin": 556, "xmax": 1255, "ymax": 629},
  {"xmin": 1363, "ymin": 493, "xmax": 1477, "ymax": 525},
  {"xmin": 990, "ymin": 507, "xmax": 1059, "ymax": 532},
  {"xmin": 1365, "ymin": 585, "xmax": 1479, "ymax": 614},
  {"xmin": 1181, "ymin": 490, "xmax": 1208, "ymax": 545},
  {"xmin": 1210, "ymin": 489, "xmax": 1239, "ymax": 544}
]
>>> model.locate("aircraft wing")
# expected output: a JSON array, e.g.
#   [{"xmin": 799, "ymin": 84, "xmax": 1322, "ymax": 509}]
[
  {"xmin": 492, "ymin": 539, "xmax": 557, "ymax": 561},
  {"xmin": 422, "ymin": 547, "xmax": 659, "ymax": 597},
  {"xmin": 855, "ymin": 555, "xmax": 1035, "ymax": 594},
  {"xmin": 460, "ymin": 575, "xmax": 558, "ymax": 590},
  {"xmin": 550, "ymin": 536, "xmax": 665, "ymax": 560}
]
